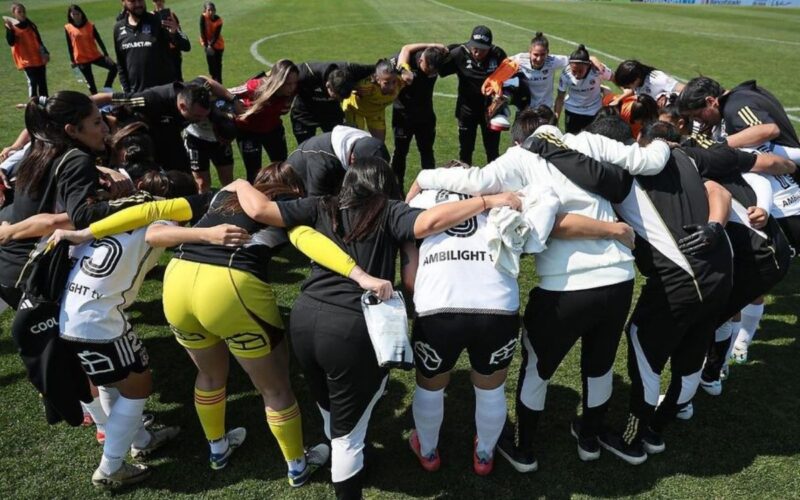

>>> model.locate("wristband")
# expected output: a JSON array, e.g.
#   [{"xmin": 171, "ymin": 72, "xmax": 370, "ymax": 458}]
[{"xmin": 400, "ymin": 62, "xmax": 412, "ymax": 73}]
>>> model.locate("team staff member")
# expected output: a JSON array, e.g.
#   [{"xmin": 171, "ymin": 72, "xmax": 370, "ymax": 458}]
[
  {"xmin": 65, "ymin": 4, "xmax": 117, "ymax": 95},
  {"xmin": 233, "ymin": 60, "xmax": 299, "ymax": 182},
  {"xmin": 5, "ymin": 2, "xmax": 49, "ymax": 97},
  {"xmin": 439, "ymin": 26, "xmax": 507, "ymax": 165},
  {"xmin": 95, "ymin": 77, "xmax": 237, "ymax": 174},
  {"xmin": 152, "ymin": 0, "xmax": 190, "ymax": 82},
  {"xmin": 611, "ymin": 60, "xmax": 684, "ymax": 109},
  {"xmin": 227, "ymin": 157, "xmax": 522, "ymax": 499},
  {"xmin": 390, "ymin": 43, "xmax": 449, "ymax": 186},
  {"xmin": 114, "ymin": 0, "xmax": 189, "ymax": 93},
  {"xmin": 342, "ymin": 59, "xmax": 405, "ymax": 142},
  {"xmin": 290, "ymin": 61, "xmax": 375, "ymax": 144},
  {"xmin": 553, "ymin": 44, "xmax": 612, "ymax": 133},
  {"xmin": 286, "ymin": 125, "xmax": 389, "ymax": 196},
  {"xmin": 199, "ymin": 2, "xmax": 223, "ymax": 83}
]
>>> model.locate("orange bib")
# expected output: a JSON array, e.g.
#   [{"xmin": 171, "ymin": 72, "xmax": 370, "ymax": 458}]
[
  {"xmin": 10, "ymin": 24, "xmax": 43, "ymax": 69},
  {"xmin": 200, "ymin": 13, "xmax": 224, "ymax": 51},
  {"xmin": 65, "ymin": 22, "xmax": 102, "ymax": 65}
]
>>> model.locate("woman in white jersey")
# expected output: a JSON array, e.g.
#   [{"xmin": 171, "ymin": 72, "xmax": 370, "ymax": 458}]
[
  {"xmin": 612, "ymin": 59, "xmax": 684, "ymax": 109},
  {"xmin": 554, "ymin": 44, "xmax": 613, "ymax": 134}
]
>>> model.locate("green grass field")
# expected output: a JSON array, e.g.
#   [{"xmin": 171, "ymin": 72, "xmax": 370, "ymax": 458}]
[{"xmin": 1, "ymin": 1, "xmax": 799, "ymax": 498}]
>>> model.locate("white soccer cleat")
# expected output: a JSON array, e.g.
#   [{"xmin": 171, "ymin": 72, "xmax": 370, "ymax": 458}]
[
  {"xmin": 92, "ymin": 461, "xmax": 151, "ymax": 489},
  {"xmin": 730, "ymin": 342, "xmax": 748, "ymax": 365},
  {"xmin": 700, "ymin": 379, "xmax": 722, "ymax": 396}
]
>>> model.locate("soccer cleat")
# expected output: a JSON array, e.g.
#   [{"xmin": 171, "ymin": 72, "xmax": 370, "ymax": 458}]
[
  {"xmin": 641, "ymin": 427, "xmax": 665, "ymax": 455},
  {"xmin": 657, "ymin": 395, "xmax": 694, "ymax": 421},
  {"xmin": 570, "ymin": 420, "xmax": 601, "ymax": 462},
  {"xmin": 700, "ymin": 378, "xmax": 722, "ymax": 396},
  {"xmin": 408, "ymin": 429, "xmax": 441, "ymax": 472},
  {"xmin": 96, "ymin": 430, "xmax": 106, "ymax": 444},
  {"xmin": 142, "ymin": 413, "xmax": 155, "ymax": 429},
  {"xmin": 209, "ymin": 427, "xmax": 247, "ymax": 470},
  {"xmin": 730, "ymin": 342, "xmax": 748, "ymax": 365},
  {"xmin": 473, "ymin": 436, "xmax": 494, "ymax": 476},
  {"xmin": 495, "ymin": 428, "xmax": 538, "ymax": 473},
  {"xmin": 598, "ymin": 431, "xmax": 647, "ymax": 465},
  {"xmin": 287, "ymin": 443, "xmax": 330, "ymax": 488},
  {"xmin": 92, "ymin": 461, "xmax": 151, "ymax": 489},
  {"xmin": 130, "ymin": 426, "xmax": 180, "ymax": 459},
  {"xmin": 720, "ymin": 364, "xmax": 730, "ymax": 381}
]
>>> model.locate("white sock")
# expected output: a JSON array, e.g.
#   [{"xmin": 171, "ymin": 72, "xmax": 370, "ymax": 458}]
[
  {"xmin": 81, "ymin": 397, "xmax": 108, "ymax": 432},
  {"xmin": 99, "ymin": 386, "xmax": 120, "ymax": 416},
  {"xmin": 100, "ymin": 396, "xmax": 147, "ymax": 474},
  {"xmin": 726, "ymin": 320, "xmax": 741, "ymax": 360},
  {"xmin": 131, "ymin": 424, "xmax": 151, "ymax": 449},
  {"xmin": 412, "ymin": 385, "xmax": 444, "ymax": 456},
  {"xmin": 736, "ymin": 303, "xmax": 764, "ymax": 347},
  {"xmin": 474, "ymin": 384, "xmax": 507, "ymax": 456}
]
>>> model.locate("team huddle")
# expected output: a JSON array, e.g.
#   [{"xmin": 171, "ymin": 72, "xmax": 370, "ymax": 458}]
[{"xmin": 2, "ymin": 1, "xmax": 800, "ymax": 499}]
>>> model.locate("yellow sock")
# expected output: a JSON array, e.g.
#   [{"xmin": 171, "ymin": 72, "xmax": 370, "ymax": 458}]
[
  {"xmin": 266, "ymin": 402, "xmax": 304, "ymax": 462},
  {"xmin": 194, "ymin": 386, "xmax": 226, "ymax": 442}
]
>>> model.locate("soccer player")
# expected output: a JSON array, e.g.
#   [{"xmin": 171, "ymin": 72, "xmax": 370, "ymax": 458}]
[
  {"xmin": 232, "ymin": 60, "xmax": 299, "ymax": 182},
  {"xmin": 290, "ymin": 61, "xmax": 375, "ymax": 144},
  {"xmin": 114, "ymin": 0, "xmax": 189, "ymax": 93},
  {"xmin": 226, "ymin": 156, "xmax": 522, "ymax": 499},
  {"xmin": 65, "ymin": 5, "xmax": 117, "ymax": 95},
  {"xmin": 601, "ymin": 94, "xmax": 659, "ymax": 140},
  {"xmin": 390, "ymin": 43, "xmax": 448, "ymax": 186},
  {"xmin": 553, "ymin": 44, "xmax": 613, "ymax": 133},
  {"xmin": 408, "ymin": 108, "xmax": 670, "ymax": 472},
  {"xmin": 199, "ymin": 2, "xmax": 223, "ymax": 83},
  {"xmin": 285, "ymin": 125, "xmax": 389, "ymax": 196},
  {"xmin": 611, "ymin": 60, "xmax": 684, "ymax": 109},
  {"xmin": 184, "ymin": 110, "xmax": 234, "ymax": 193},
  {"xmin": 341, "ymin": 59, "xmax": 405, "ymax": 142},
  {"xmin": 439, "ymin": 26, "xmax": 507, "ymax": 165},
  {"xmin": 5, "ymin": 2, "xmax": 49, "ymax": 97}
]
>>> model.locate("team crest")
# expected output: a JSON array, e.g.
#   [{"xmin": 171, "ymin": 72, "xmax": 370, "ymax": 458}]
[
  {"xmin": 542, "ymin": 69, "xmax": 549, "ymax": 75},
  {"xmin": 590, "ymin": 79, "xmax": 596, "ymax": 85}
]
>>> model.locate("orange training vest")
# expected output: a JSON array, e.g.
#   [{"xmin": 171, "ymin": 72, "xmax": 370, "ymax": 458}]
[
  {"xmin": 10, "ymin": 24, "xmax": 44, "ymax": 69},
  {"xmin": 65, "ymin": 21, "xmax": 102, "ymax": 65},
  {"xmin": 200, "ymin": 13, "xmax": 224, "ymax": 51}
]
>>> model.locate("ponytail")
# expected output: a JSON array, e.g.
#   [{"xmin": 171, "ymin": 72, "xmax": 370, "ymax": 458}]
[
  {"xmin": 531, "ymin": 31, "xmax": 549, "ymax": 50},
  {"xmin": 569, "ymin": 44, "xmax": 590, "ymax": 64}
]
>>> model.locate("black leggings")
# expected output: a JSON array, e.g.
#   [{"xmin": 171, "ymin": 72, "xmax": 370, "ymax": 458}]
[
  {"xmin": 77, "ymin": 57, "xmax": 117, "ymax": 95},
  {"xmin": 457, "ymin": 112, "xmax": 500, "ymax": 166},
  {"xmin": 236, "ymin": 126, "xmax": 288, "ymax": 182},
  {"xmin": 564, "ymin": 110, "xmax": 597, "ymax": 134},
  {"xmin": 516, "ymin": 280, "xmax": 634, "ymax": 444},
  {"xmin": 391, "ymin": 113, "xmax": 436, "ymax": 187},
  {"xmin": 205, "ymin": 50, "xmax": 223, "ymax": 84},
  {"xmin": 23, "ymin": 65, "xmax": 47, "ymax": 97}
]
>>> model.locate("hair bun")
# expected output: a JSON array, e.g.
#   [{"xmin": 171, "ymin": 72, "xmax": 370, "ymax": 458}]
[
  {"xmin": 535, "ymin": 31, "xmax": 543, "ymax": 38},
  {"xmin": 577, "ymin": 44, "xmax": 585, "ymax": 50}
]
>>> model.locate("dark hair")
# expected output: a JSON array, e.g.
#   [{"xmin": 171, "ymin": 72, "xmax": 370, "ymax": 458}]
[
  {"xmin": 677, "ymin": 76, "xmax": 723, "ymax": 112},
  {"xmin": 328, "ymin": 69, "xmax": 355, "ymax": 99},
  {"xmin": 440, "ymin": 159, "xmax": 470, "ymax": 169},
  {"xmin": 324, "ymin": 157, "xmax": 401, "ymax": 243},
  {"xmin": 17, "ymin": 92, "xmax": 97, "ymax": 196},
  {"xmin": 641, "ymin": 121, "xmax": 682, "ymax": 145},
  {"xmin": 614, "ymin": 60, "xmax": 655, "ymax": 88},
  {"xmin": 66, "ymin": 4, "xmax": 87, "ymax": 25},
  {"xmin": 659, "ymin": 95, "xmax": 682, "ymax": 123},
  {"xmin": 203, "ymin": 2, "xmax": 216, "ymax": 10},
  {"xmin": 569, "ymin": 44, "xmax": 590, "ymax": 63},
  {"xmin": 177, "ymin": 83, "xmax": 211, "ymax": 110},
  {"xmin": 216, "ymin": 162, "xmax": 305, "ymax": 214},
  {"xmin": 585, "ymin": 115, "xmax": 633, "ymax": 143},
  {"xmin": 108, "ymin": 121, "xmax": 154, "ymax": 166},
  {"xmin": 374, "ymin": 58, "xmax": 397, "ymax": 79},
  {"xmin": 630, "ymin": 94, "xmax": 659, "ymax": 125},
  {"xmin": 530, "ymin": 31, "xmax": 549, "ymax": 50},
  {"xmin": 511, "ymin": 106, "xmax": 555, "ymax": 144},
  {"xmin": 421, "ymin": 46, "xmax": 448, "ymax": 73},
  {"xmin": 138, "ymin": 170, "xmax": 196, "ymax": 198}
]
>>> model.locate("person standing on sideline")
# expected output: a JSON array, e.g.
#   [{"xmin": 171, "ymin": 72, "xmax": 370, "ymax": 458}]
[
  {"xmin": 199, "ymin": 2, "xmax": 223, "ymax": 83},
  {"xmin": 151, "ymin": 0, "xmax": 190, "ymax": 82},
  {"xmin": 65, "ymin": 4, "xmax": 117, "ymax": 95},
  {"xmin": 5, "ymin": 2, "xmax": 49, "ymax": 97}
]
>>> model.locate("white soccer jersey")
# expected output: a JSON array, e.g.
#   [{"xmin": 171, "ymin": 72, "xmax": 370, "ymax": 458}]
[
  {"xmin": 409, "ymin": 190, "xmax": 519, "ymax": 316},
  {"xmin": 767, "ymin": 174, "xmax": 800, "ymax": 218},
  {"xmin": 60, "ymin": 224, "xmax": 170, "ymax": 342},
  {"xmin": 558, "ymin": 65, "xmax": 613, "ymax": 115},
  {"xmin": 635, "ymin": 70, "xmax": 679, "ymax": 101},
  {"xmin": 510, "ymin": 53, "xmax": 569, "ymax": 109}
]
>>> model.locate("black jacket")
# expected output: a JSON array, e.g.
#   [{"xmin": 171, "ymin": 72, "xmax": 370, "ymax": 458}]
[{"xmin": 290, "ymin": 61, "xmax": 374, "ymax": 128}]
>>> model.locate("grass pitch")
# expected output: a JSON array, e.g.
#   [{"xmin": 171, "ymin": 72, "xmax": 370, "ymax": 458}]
[{"xmin": 0, "ymin": 1, "xmax": 798, "ymax": 498}]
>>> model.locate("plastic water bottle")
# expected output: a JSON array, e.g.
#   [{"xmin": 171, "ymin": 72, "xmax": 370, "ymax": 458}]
[{"xmin": 72, "ymin": 66, "xmax": 84, "ymax": 83}]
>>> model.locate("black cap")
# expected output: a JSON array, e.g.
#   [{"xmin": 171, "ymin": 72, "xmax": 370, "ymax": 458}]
[
  {"xmin": 351, "ymin": 137, "xmax": 390, "ymax": 165},
  {"xmin": 467, "ymin": 25, "xmax": 492, "ymax": 50}
]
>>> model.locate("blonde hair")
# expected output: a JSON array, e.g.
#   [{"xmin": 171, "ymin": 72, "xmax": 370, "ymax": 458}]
[{"xmin": 239, "ymin": 59, "xmax": 298, "ymax": 121}]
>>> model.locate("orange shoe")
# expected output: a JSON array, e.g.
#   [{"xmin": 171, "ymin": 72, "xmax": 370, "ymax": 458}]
[
  {"xmin": 473, "ymin": 436, "xmax": 494, "ymax": 476},
  {"xmin": 409, "ymin": 429, "xmax": 440, "ymax": 472}
]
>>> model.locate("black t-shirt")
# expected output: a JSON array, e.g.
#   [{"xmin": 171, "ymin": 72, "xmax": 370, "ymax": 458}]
[
  {"xmin": 291, "ymin": 61, "xmax": 374, "ymax": 127},
  {"xmin": 683, "ymin": 141, "xmax": 758, "ymax": 209},
  {"xmin": 278, "ymin": 197, "xmax": 421, "ymax": 312},
  {"xmin": 439, "ymin": 44, "xmax": 506, "ymax": 118},
  {"xmin": 720, "ymin": 81, "xmax": 800, "ymax": 148},
  {"xmin": 175, "ymin": 191, "xmax": 288, "ymax": 283},
  {"xmin": 392, "ymin": 51, "xmax": 437, "ymax": 119},
  {"xmin": 113, "ymin": 11, "xmax": 180, "ymax": 93}
]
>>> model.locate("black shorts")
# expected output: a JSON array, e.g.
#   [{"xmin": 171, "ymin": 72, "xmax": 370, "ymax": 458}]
[
  {"xmin": 184, "ymin": 134, "xmax": 234, "ymax": 172},
  {"xmin": 64, "ymin": 330, "xmax": 150, "ymax": 386},
  {"xmin": 412, "ymin": 312, "xmax": 519, "ymax": 378},
  {"xmin": 777, "ymin": 214, "xmax": 800, "ymax": 257}
]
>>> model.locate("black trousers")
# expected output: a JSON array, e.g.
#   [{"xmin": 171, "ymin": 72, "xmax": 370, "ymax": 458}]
[
  {"xmin": 391, "ymin": 111, "xmax": 436, "ymax": 187},
  {"xmin": 516, "ymin": 280, "xmax": 634, "ymax": 445},
  {"xmin": 291, "ymin": 118, "xmax": 339, "ymax": 146},
  {"xmin": 205, "ymin": 50, "xmax": 223, "ymax": 84},
  {"xmin": 564, "ymin": 110, "xmax": 597, "ymax": 135},
  {"xmin": 77, "ymin": 57, "xmax": 117, "ymax": 94},
  {"xmin": 777, "ymin": 214, "xmax": 800, "ymax": 256},
  {"xmin": 23, "ymin": 65, "xmax": 48, "ymax": 97},
  {"xmin": 457, "ymin": 112, "xmax": 500, "ymax": 166},
  {"xmin": 236, "ymin": 126, "xmax": 288, "ymax": 182},
  {"xmin": 0, "ymin": 283, "xmax": 22, "ymax": 311}
]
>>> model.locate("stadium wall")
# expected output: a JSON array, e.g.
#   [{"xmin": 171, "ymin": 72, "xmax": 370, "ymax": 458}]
[{"xmin": 637, "ymin": 0, "xmax": 800, "ymax": 6}]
